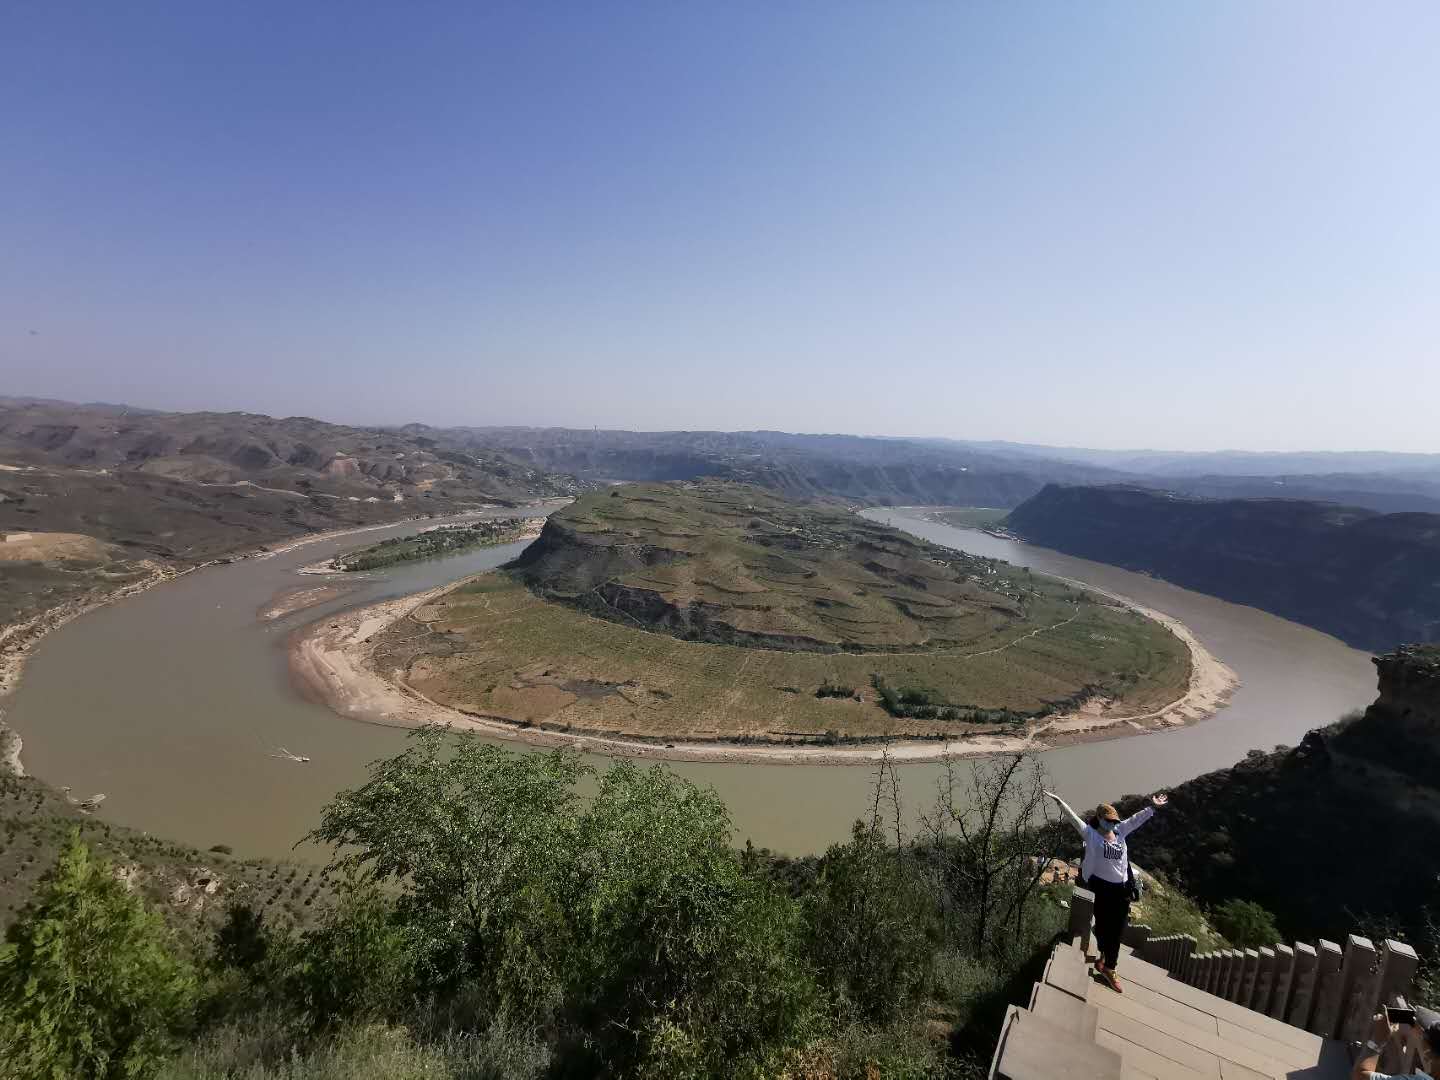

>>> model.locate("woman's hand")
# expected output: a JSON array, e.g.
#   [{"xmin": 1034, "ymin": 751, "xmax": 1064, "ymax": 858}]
[
  {"xmin": 1044, "ymin": 791, "xmax": 1062, "ymax": 804},
  {"xmin": 1151, "ymin": 793, "xmax": 1168, "ymax": 808},
  {"xmin": 1370, "ymin": 1012, "xmax": 1398, "ymax": 1047}
]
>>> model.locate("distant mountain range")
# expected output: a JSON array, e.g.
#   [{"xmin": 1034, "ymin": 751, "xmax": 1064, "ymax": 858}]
[
  {"xmin": 1006, "ymin": 484, "xmax": 1440, "ymax": 651},
  {"xmin": 440, "ymin": 426, "xmax": 1440, "ymax": 515},
  {"xmin": 5, "ymin": 395, "xmax": 1439, "ymax": 519},
  {"xmin": 0, "ymin": 399, "xmax": 586, "ymax": 506},
  {"xmin": 924, "ymin": 438, "xmax": 1440, "ymax": 479}
]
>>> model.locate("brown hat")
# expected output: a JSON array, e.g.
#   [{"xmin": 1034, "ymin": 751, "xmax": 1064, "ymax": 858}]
[{"xmin": 1097, "ymin": 803, "xmax": 1121, "ymax": 822}]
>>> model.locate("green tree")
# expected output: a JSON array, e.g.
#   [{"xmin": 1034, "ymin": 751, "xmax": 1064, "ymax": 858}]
[
  {"xmin": 1211, "ymin": 899, "xmax": 1281, "ymax": 948},
  {"xmin": 0, "ymin": 833, "xmax": 196, "ymax": 1080},
  {"xmin": 279, "ymin": 883, "xmax": 416, "ymax": 1031},
  {"xmin": 306, "ymin": 727, "xmax": 587, "ymax": 1016},
  {"xmin": 571, "ymin": 762, "xmax": 818, "ymax": 1079}
]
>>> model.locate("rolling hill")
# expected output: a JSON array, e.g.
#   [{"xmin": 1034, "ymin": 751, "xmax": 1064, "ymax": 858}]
[
  {"xmin": 367, "ymin": 482, "xmax": 1194, "ymax": 745},
  {"xmin": 1006, "ymin": 484, "xmax": 1440, "ymax": 651}
]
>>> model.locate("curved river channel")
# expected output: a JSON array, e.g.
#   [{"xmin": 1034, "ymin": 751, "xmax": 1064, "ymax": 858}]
[{"xmin": 7, "ymin": 507, "xmax": 1377, "ymax": 858}]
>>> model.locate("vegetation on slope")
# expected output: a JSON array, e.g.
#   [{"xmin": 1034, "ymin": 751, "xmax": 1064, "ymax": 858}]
[
  {"xmin": 374, "ymin": 483, "xmax": 1189, "ymax": 743},
  {"xmin": 0, "ymin": 770, "xmax": 341, "ymax": 941},
  {"xmin": 0, "ymin": 728, "xmax": 1378, "ymax": 1080},
  {"xmin": 1006, "ymin": 483, "xmax": 1440, "ymax": 650},
  {"xmin": 2, "ymin": 732, "xmax": 1097, "ymax": 1080},
  {"xmin": 1110, "ymin": 646, "xmax": 1440, "ymax": 951},
  {"xmin": 329, "ymin": 518, "xmax": 536, "ymax": 572}
]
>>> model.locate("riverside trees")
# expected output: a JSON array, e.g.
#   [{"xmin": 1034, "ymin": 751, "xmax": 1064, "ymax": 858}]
[{"xmin": 1, "ymin": 731, "xmax": 1090, "ymax": 1079}]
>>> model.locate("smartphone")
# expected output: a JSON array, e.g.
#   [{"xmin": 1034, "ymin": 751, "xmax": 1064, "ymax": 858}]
[{"xmin": 1387, "ymin": 1007, "xmax": 1418, "ymax": 1027}]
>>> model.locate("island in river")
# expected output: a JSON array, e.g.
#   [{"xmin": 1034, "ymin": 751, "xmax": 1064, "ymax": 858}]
[
  {"xmin": 293, "ymin": 482, "xmax": 1236, "ymax": 762},
  {"xmin": 324, "ymin": 516, "xmax": 544, "ymax": 572}
]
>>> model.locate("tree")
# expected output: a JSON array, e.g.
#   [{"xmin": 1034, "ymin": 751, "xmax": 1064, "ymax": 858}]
[
  {"xmin": 279, "ymin": 882, "xmax": 416, "ymax": 1031},
  {"xmin": 571, "ymin": 761, "xmax": 818, "ymax": 1078},
  {"xmin": 1211, "ymin": 899, "xmax": 1281, "ymax": 948},
  {"xmin": 306, "ymin": 727, "xmax": 587, "ymax": 1015},
  {"xmin": 920, "ymin": 751, "xmax": 1058, "ymax": 964},
  {"xmin": 0, "ymin": 833, "xmax": 195, "ymax": 1079},
  {"xmin": 805, "ymin": 818, "xmax": 937, "ymax": 1023}
]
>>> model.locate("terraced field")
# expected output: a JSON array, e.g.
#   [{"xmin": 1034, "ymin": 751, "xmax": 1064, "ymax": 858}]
[{"xmin": 369, "ymin": 482, "xmax": 1191, "ymax": 745}]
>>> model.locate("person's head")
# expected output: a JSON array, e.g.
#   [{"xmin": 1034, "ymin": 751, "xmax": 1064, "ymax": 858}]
[{"xmin": 1095, "ymin": 804, "xmax": 1121, "ymax": 834}]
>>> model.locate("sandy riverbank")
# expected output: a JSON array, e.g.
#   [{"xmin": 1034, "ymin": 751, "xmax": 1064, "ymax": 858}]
[
  {"xmin": 0, "ymin": 502, "xmax": 570, "ymax": 777},
  {"xmin": 290, "ymin": 570, "xmax": 1240, "ymax": 765}
]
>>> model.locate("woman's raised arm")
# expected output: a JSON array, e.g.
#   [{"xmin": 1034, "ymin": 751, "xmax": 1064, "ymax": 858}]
[{"xmin": 1044, "ymin": 791, "xmax": 1088, "ymax": 835}]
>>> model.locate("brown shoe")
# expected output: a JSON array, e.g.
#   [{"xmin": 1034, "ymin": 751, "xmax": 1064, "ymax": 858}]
[{"xmin": 1098, "ymin": 966, "xmax": 1123, "ymax": 993}]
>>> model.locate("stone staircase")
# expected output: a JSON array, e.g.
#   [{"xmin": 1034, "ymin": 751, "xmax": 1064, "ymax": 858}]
[
  {"xmin": 988, "ymin": 941, "xmax": 1353, "ymax": 1080},
  {"xmin": 986, "ymin": 883, "xmax": 1429, "ymax": 1080}
]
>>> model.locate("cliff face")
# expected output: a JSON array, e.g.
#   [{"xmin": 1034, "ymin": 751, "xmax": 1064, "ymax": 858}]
[
  {"xmin": 1117, "ymin": 645, "xmax": 1440, "ymax": 940},
  {"xmin": 1006, "ymin": 484, "xmax": 1440, "ymax": 651}
]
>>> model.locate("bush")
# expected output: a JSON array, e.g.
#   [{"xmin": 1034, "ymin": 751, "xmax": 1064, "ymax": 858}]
[
  {"xmin": 1211, "ymin": 899, "xmax": 1281, "ymax": 948},
  {"xmin": 1135, "ymin": 873, "xmax": 1226, "ymax": 950},
  {"xmin": 158, "ymin": 1020, "xmax": 549, "ymax": 1080},
  {"xmin": 805, "ymin": 820, "xmax": 938, "ymax": 1022},
  {"xmin": 570, "ymin": 761, "xmax": 819, "ymax": 1078},
  {"xmin": 817, "ymin": 1017, "xmax": 953, "ymax": 1080},
  {"xmin": 0, "ymin": 833, "xmax": 196, "ymax": 1079},
  {"xmin": 277, "ymin": 884, "xmax": 416, "ymax": 1032}
]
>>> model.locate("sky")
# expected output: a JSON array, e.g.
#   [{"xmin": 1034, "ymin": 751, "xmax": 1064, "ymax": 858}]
[{"xmin": 2, "ymin": 3, "xmax": 1438, "ymax": 452}]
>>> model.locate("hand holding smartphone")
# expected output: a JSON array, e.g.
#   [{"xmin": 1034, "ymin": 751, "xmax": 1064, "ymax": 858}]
[{"xmin": 1387, "ymin": 1006, "xmax": 1418, "ymax": 1028}]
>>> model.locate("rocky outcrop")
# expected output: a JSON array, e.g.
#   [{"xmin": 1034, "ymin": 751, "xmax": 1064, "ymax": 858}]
[
  {"xmin": 1113, "ymin": 644, "xmax": 1440, "ymax": 940},
  {"xmin": 1007, "ymin": 484, "xmax": 1440, "ymax": 651}
]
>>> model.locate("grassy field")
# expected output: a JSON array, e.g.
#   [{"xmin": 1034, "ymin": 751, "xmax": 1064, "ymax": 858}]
[{"xmin": 372, "ymin": 483, "xmax": 1190, "ymax": 744}]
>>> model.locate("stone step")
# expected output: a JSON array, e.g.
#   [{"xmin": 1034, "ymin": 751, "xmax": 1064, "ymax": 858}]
[{"xmin": 990, "ymin": 1004, "xmax": 1124, "ymax": 1080}]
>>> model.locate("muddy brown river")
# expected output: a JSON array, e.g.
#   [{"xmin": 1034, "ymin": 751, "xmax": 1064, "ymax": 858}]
[{"xmin": 6, "ymin": 507, "xmax": 1378, "ymax": 858}]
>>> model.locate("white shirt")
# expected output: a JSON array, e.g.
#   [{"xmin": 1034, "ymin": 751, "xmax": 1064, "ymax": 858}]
[{"xmin": 1053, "ymin": 796, "xmax": 1155, "ymax": 885}]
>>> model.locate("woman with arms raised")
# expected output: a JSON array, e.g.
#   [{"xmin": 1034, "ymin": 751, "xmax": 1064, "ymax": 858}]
[{"xmin": 1045, "ymin": 789, "xmax": 1168, "ymax": 992}]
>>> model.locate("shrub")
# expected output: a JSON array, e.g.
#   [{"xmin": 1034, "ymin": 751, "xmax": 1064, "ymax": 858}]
[
  {"xmin": 276, "ymin": 884, "xmax": 416, "ymax": 1032},
  {"xmin": 1135, "ymin": 873, "xmax": 1226, "ymax": 950},
  {"xmin": 805, "ymin": 820, "xmax": 938, "ymax": 1022},
  {"xmin": 0, "ymin": 833, "xmax": 196, "ymax": 1079},
  {"xmin": 570, "ymin": 762, "xmax": 819, "ymax": 1077},
  {"xmin": 1211, "ymin": 899, "xmax": 1281, "ymax": 948}
]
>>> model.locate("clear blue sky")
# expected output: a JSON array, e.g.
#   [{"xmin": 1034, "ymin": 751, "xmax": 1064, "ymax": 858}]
[{"xmin": 3, "ymin": 3, "xmax": 1437, "ymax": 450}]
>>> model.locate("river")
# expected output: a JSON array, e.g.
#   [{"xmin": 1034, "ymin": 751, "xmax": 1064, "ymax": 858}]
[{"xmin": 5, "ymin": 506, "xmax": 1378, "ymax": 859}]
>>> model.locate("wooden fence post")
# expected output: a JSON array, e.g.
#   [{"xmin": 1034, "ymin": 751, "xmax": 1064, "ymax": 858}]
[
  {"xmin": 1227, "ymin": 949, "xmax": 1248, "ymax": 1002},
  {"xmin": 1216, "ymin": 952, "xmax": 1234, "ymax": 997},
  {"xmin": 1199, "ymin": 953, "xmax": 1216, "ymax": 993},
  {"xmin": 1238, "ymin": 948, "xmax": 1261, "ymax": 1007},
  {"xmin": 1177, "ymin": 936, "xmax": 1195, "ymax": 978},
  {"xmin": 1309, "ymin": 939, "xmax": 1346, "ymax": 1037},
  {"xmin": 1253, "ymin": 947, "xmax": 1277, "ymax": 1014},
  {"xmin": 1268, "ymin": 944, "xmax": 1296, "ymax": 1021},
  {"xmin": 1123, "ymin": 922, "xmax": 1149, "ymax": 951},
  {"xmin": 1287, "ymin": 943, "xmax": 1320, "ymax": 1029},
  {"xmin": 1207, "ymin": 952, "xmax": 1224, "ymax": 995},
  {"xmin": 1068, "ymin": 887, "xmax": 1094, "ymax": 955},
  {"xmin": 1146, "ymin": 934, "xmax": 1166, "ymax": 966},
  {"xmin": 1339, "ymin": 935, "xmax": 1381, "ymax": 1044},
  {"xmin": 1376, "ymin": 940, "xmax": 1419, "ymax": 1012}
]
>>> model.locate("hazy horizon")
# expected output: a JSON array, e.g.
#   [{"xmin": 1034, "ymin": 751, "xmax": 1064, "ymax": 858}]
[{"xmin": 5, "ymin": 3, "xmax": 1438, "ymax": 453}]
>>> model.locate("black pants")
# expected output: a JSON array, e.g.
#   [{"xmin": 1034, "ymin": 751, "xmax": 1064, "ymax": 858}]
[{"xmin": 1088, "ymin": 875, "xmax": 1131, "ymax": 969}]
